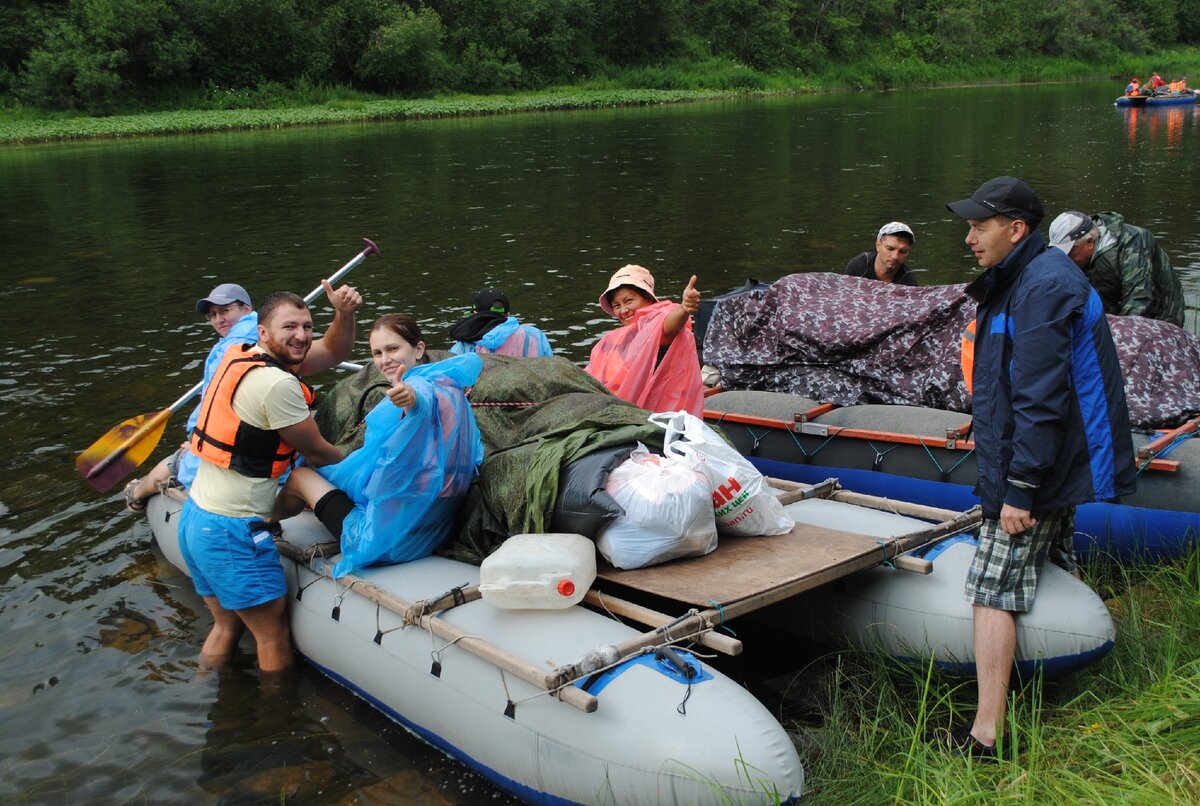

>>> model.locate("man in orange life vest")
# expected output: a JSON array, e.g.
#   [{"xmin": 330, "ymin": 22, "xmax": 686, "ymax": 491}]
[{"xmin": 180, "ymin": 281, "xmax": 362, "ymax": 673}]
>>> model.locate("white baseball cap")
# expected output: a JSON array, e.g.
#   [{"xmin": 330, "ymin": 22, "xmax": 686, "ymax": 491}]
[
  {"xmin": 1048, "ymin": 211, "xmax": 1093, "ymax": 254},
  {"xmin": 877, "ymin": 221, "xmax": 915, "ymax": 243}
]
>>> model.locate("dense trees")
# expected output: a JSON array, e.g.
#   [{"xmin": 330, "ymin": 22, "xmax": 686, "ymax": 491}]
[{"xmin": 2, "ymin": 0, "xmax": 1195, "ymax": 113}]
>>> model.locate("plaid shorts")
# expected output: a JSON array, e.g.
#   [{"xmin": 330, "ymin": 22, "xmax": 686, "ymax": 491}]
[{"xmin": 964, "ymin": 506, "xmax": 1077, "ymax": 612}]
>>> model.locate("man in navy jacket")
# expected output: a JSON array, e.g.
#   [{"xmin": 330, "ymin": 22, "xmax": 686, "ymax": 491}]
[{"xmin": 946, "ymin": 176, "xmax": 1136, "ymax": 758}]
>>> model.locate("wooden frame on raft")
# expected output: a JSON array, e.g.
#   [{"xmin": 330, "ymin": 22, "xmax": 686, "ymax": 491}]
[{"xmin": 165, "ymin": 478, "xmax": 981, "ymax": 714}]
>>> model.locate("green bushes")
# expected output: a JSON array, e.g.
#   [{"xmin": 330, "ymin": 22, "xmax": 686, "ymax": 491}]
[
  {"xmin": 356, "ymin": 5, "xmax": 448, "ymax": 92},
  {"xmin": 2, "ymin": 0, "xmax": 1199, "ymax": 114}
]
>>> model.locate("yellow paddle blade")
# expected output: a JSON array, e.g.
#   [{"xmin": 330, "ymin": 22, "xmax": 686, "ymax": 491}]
[{"xmin": 76, "ymin": 408, "xmax": 172, "ymax": 492}]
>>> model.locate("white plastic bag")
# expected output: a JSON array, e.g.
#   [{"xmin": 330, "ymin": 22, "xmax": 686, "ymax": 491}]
[
  {"xmin": 596, "ymin": 445, "xmax": 718, "ymax": 569},
  {"xmin": 649, "ymin": 410, "xmax": 795, "ymax": 537}
]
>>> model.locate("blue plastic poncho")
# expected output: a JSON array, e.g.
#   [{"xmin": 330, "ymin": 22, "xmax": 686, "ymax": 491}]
[
  {"xmin": 176, "ymin": 312, "xmax": 260, "ymax": 487},
  {"xmin": 320, "ymin": 353, "xmax": 485, "ymax": 577},
  {"xmin": 451, "ymin": 316, "xmax": 553, "ymax": 357}
]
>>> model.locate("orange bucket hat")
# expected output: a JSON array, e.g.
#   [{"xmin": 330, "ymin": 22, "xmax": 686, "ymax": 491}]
[{"xmin": 599, "ymin": 264, "xmax": 658, "ymax": 316}]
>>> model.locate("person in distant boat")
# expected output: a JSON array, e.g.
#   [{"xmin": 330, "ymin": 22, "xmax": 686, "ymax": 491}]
[
  {"xmin": 944, "ymin": 176, "xmax": 1135, "ymax": 759},
  {"xmin": 1168, "ymin": 77, "xmax": 1187, "ymax": 92},
  {"xmin": 586, "ymin": 264, "xmax": 704, "ymax": 417},
  {"xmin": 843, "ymin": 221, "xmax": 919, "ymax": 285},
  {"xmin": 1124, "ymin": 77, "xmax": 1140, "ymax": 96},
  {"xmin": 123, "ymin": 283, "xmax": 259, "ymax": 512},
  {"xmin": 1049, "ymin": 210, "xmax": 1184, "ymax": 326},
  {"xmin": 1148, "ymin": 70, "xmax": 1166, "ymax": 91},
  {"xmin": 180, "ymin": 285, "xmax": 361, "ymax": 673},
  {"xmin": 449, "ymin": 288, "xmax": 553, "ymax": 357}
]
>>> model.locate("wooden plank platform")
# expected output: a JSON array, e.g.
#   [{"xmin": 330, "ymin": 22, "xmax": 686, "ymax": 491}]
[
  {"xmin": 597, "ymin": 521, "xmax": 896, "ymax": 607},
  {"xmin": 596, "ymin": 482, "xmax": 982, "ymax": 623}
]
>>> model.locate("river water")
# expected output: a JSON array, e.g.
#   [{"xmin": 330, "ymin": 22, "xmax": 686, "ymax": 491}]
[{"xmin": 1, "ymin": 81, "xmax": 1198, "ymax": 803}]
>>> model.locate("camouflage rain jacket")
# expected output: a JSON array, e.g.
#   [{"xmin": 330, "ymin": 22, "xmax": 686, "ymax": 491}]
[{"xmin": 1088, "ymin": 212, "xmax": 1184, "ymax": 326}]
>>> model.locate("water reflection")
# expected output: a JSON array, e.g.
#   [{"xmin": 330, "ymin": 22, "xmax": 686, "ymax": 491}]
[{"xmin": 1121, "ymin": 103, "xmax": 1198, "ymax": 155}]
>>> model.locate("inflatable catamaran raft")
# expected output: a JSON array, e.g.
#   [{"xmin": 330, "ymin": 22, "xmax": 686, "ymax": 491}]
[{"xmin": 146, "ymin": 476, "xmax": 1112, "ymax": 804}]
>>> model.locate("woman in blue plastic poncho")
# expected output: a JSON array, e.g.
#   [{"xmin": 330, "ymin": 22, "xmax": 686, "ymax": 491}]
[{"xmin": 271, "ymin": 314, "xmax": 484, "ymax": 577}]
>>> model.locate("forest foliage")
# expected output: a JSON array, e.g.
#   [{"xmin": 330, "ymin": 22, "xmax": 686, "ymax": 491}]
[{"xmin": 3, "ymin": 0, "xmax": 1199, "ymax": 114}]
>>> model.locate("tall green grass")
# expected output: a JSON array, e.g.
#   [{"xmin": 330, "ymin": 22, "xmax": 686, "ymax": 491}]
[{"xmin": 788, "ymin": 545, "xmax": 1200, "ymax": 804}]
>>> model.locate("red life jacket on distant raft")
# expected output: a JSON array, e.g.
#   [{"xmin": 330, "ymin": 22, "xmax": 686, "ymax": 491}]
[{"xmin": 190, "ymin": 343, "xmax": 315, "ymax": 478}]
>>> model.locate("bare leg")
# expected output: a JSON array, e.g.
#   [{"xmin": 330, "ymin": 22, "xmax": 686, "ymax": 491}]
[
  {"xmin": 125, "ymin": 457, "xmax": 171, "ymax": 510},
  {"xmin": 270, "ymin": 467, "xmax": 336, "ymax": 522},
  {"xmin": 972, "ymin": 605, "xmax": 1016, "ymax": 746},
  {"xmin": 198, "ymin": 595, "xmax": 247, "ymax": 668},
  {"xmin": 237, "ymin": 595, "xmax": 294, "ymax": 673}
]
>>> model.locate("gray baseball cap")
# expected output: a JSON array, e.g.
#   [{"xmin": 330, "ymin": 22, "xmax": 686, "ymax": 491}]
[{"xmin": 195, "ymin": 283, "xmax": 251, "ymax": 314}]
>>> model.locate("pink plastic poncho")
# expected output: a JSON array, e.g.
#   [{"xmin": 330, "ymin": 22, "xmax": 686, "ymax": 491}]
[{"xmin": 586, "ymin": 300, "xmax": 704, "ymax": 417}]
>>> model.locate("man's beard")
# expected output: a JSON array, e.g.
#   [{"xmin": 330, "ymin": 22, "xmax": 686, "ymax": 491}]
[{"xmin": 265, "ymin": 334, "xmax": 308, "ymax": 365}]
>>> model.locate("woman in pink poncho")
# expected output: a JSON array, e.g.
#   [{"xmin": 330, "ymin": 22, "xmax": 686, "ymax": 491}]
[{"xmin": 585, "ymin": 264, "xmax": 704, "ymax": 416}]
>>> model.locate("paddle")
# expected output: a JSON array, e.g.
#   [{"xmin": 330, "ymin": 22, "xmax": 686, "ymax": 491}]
[{"xmin": 76, "ymin": 238, "xmax": 381, "ymax": 492}]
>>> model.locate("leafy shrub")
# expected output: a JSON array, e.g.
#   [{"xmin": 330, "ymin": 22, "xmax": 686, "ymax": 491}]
[{"xmin": 356, "ymin": 5, "xmax": 448, "ymax": 92}]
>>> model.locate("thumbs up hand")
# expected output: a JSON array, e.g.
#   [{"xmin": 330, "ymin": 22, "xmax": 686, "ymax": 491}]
[{"xmin": 681, "ymin": 275, "xmax": 700, "ymax": 316}]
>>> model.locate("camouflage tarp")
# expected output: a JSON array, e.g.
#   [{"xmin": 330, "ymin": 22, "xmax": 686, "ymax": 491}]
[
  {"xmin": 703, "ymin": 272, "xmax": 1200, "ymax": 430},
  {"xmin": 316, "ymin": 353, "xmax": 667, "ymax": 565},
  {"xmin": 444, "ymin": 355, "xmax": 666, "ymax": 564}
]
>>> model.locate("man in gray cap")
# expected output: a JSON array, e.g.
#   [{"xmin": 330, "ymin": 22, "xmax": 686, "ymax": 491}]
[
  {"xmin": 944, "ymin": 176, "xmax": 1135, "ymax": 759},
  {"xmin": 1049, "ymin": 210, "xmax": 1184, "ymax": 327},
  {"xmin": 843, "ymin": 221, "xmax": 919, "ymax": 285},
  {"xmin": 194, "ymin": 282, "xmax": 255, "ymax": 337},
  {"xmin": 125, "ymin": 282, "xmax": 261, "ymax": 509}
]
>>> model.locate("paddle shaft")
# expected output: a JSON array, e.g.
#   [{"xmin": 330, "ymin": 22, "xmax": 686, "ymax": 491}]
[{"xmin": 85, "ymin": 238, "xmax": 380, "ymax": 482}]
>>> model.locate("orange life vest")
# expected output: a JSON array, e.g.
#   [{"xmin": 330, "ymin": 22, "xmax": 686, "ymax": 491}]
[
  {"xmin": 190, "ymin": 343, "xmax": 315, "ymax": 478},
  {"xmin": 961, "ymin": 319, "xmax": 977, "ymax": 396}
]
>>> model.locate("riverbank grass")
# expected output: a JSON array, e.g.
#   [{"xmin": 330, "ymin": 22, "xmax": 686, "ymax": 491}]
[
  {"xmin": 790, "ymin": 545, "xmax": 1200, "ymax": 804},
  {"xmin": 2, "ymin": 47, "xmax": 1197, "ymax": 145}
]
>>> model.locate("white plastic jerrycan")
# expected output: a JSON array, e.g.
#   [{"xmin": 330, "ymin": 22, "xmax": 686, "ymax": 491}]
[{"xmin": 479, "ymin": 533, "xmax": 596, "ymax": 609}]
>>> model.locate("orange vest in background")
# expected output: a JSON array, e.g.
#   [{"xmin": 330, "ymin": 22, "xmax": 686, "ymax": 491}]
[{"xmin": 961, "ymin": 319, "xmax": 977, "ymax": 396}]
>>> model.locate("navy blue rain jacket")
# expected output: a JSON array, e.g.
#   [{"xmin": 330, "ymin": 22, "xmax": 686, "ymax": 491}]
[{"xmin": 964, "ymin": 230, "xmax": 1136, "ymax": 519}]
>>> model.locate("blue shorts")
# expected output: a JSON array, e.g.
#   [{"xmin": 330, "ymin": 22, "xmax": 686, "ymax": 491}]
[{"xmin": 178, "ymin": 499, "xmax": 287, "ymax": 611}]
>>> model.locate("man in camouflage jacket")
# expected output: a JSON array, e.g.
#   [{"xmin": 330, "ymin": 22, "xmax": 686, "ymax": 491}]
[{"xmin": 1049, "ymin": 210, "xmax": 1184, "ymax": 326}]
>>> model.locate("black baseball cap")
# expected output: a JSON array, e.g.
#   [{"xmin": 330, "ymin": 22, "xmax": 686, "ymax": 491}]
[
  {"xmin": 473, "ymin": 288, "xmax": 509, "ymax": 314},
  {"xmin": 946, "ymin": 176, "xmax": 1045, "ymax": 227}
]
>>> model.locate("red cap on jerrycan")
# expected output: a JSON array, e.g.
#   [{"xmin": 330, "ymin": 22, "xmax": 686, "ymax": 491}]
[{"xmin": 478, "ymin": 534, "xmax": 596, "ymax": 609}]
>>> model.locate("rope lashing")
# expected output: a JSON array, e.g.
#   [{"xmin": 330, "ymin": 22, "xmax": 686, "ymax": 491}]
[
  {"xmin": 866, "ymin": 441, "xmax": 900, "ymax": 471},
  {"xmin": 374, "ymin": 603, "xmax": 404, "ymax": 645},
  {"xmin": 916, "ymin": 439, "xmax": 975, "ymax": 482},
  {"xmin": 706, "ymin": 598, "xmax": 737, "ymax": 637}
]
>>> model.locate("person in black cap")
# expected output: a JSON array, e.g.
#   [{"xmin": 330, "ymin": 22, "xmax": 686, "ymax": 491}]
[
  {"xmin": 944, "ymin": 176, "xmax": 1135, "ymax": 759},
  {"xmin": 843, "ymin": 221, "xmax": 919, "ymax": 285},
  {"xmin": 448, "ymin": 288, "xmax": 553, "ymax": 357}
]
